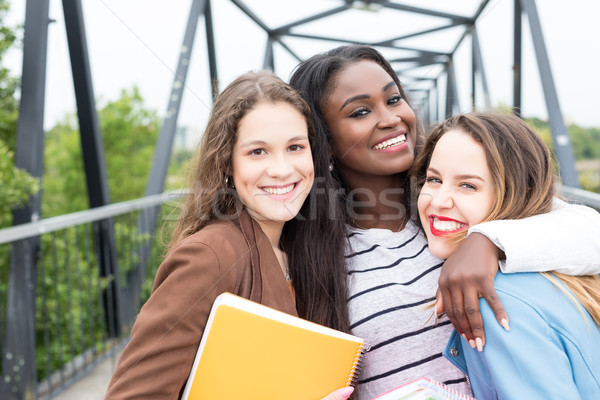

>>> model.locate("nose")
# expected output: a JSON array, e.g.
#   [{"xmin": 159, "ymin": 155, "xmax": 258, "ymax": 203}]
[
  {"xmin": 430, "ymin": 186, "xmax": 453, "ymax": 210},
  {"xmin": 376, "ymin": 108, "xmax": 401, "ymax": 130},
  {"xmin": 266, "ymin": 152, "xmax": 294, "ymax": 178}
]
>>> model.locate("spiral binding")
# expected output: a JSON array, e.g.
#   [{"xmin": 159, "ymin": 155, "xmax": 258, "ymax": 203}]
[
  {"xmin": 421, "ymin": 376, "xmax": 474, "ymax": 400},
  {"xmin": 347, "ymin": 342, "xmax": 370, "ymax": 387}
]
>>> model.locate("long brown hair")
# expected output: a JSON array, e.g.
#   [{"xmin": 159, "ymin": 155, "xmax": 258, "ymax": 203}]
[
  {"xmin": 413, "ymin": 112, "xmax": 600, "ymax": 327},
  {"xmin": 168, "ymin": 71, "xmax": 350, "ymax": 332}
]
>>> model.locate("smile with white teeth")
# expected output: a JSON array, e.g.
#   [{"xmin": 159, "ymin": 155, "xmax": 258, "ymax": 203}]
[
  {"xmin": 432, "ymin": 217, "xmax": 466, "ymax": 232},
  {"xmin": 261, "ymin": 183, "xmax": 295, "ymax": 195},
  {"xmin": 372, "ymin": 134, "xmax": 406, "ymax": 150}
]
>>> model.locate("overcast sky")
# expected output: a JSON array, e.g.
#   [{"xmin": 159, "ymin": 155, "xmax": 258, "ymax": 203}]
[{"xmin": 5, "ymin": 0, "xmax": 600, "ymax": 135}]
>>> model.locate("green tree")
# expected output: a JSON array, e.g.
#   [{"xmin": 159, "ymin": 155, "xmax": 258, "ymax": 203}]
[
  {"xmin": 0, "ymin": 0, "xmax": 39, "ymax": 228},
  {"xmin": 0, "ymin": 0, "xmax": 19, "ymax": 150},
  {"xmin": 36, "ymin": 88, "xmax": 170, "ymax": 380},
  {"xmin": 0, "ymin": 141, "xmax": 39, "ymax": 227},
  {"xmin": 43, "ymin": 87, "xmax": 161, "ymax": 217},
  {"xmin": 570, "ymin": 124, "xmax": 600, "ymax": 160}
]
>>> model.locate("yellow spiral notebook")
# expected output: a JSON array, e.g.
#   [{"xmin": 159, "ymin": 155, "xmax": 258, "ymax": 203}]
[{"xmin": 181, "ymin": 292, "xmax": 365, "ymax": 400}]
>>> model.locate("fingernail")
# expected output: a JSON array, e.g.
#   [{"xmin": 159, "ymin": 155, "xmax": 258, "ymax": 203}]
[
  {"xmin": 339, "ymin": 386, "xmax": 355, "ymax": 399},
  {"xmin": 501, "ymin": 318, "xmax": 510, "ymax": 331},
  {"xmin": 461, "ymin": 333, "xmax": 468, "ymax": 341},
  {"xmin": 468, "ymin": 339, "xmax": 476, "ymax": 349},
  {"xmin": 475, "ymin": 337, "xmax": 484, "ymax": 352}
]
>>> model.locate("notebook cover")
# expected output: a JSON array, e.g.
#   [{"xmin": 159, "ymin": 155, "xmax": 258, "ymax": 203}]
[{"xmin": 181, "ymin": 292, "xmax": 364, "ymax": 400}]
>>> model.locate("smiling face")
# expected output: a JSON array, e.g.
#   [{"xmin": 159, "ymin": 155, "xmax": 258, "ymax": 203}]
[
  {"xmin": 232, "ymin": 101, "xmax": 314, "ymax": 232},
  {"xmin": 322, "ymin": 60, "xmax": 417, "ymax": 187},
  {"xmin": 417, "ymin": 129, "xmax": 496, "ymax": 259}
]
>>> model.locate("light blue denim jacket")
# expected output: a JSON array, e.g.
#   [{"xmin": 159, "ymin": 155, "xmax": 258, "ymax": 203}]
[{"xmin": 443, "ymin": 271, "xmax": 600, "ymax": 400}]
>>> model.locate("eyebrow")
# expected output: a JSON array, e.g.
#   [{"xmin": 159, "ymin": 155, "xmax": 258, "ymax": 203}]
[
  {"xmin": 427, "ymin": 167, "xmax": 486, "ymax": 182},
  {"xmin": 238, "ymin": 135, "xmax": 309, "ymax": 148},
  {"xmin": 339, "ymin": 80, "xmax": 398, "ymax": 111}
]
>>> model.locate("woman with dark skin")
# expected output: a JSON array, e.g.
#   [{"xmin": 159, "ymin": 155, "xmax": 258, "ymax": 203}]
[{"xmin": 289, "ymin": 45, "xmax": 600, "ymax": 398}]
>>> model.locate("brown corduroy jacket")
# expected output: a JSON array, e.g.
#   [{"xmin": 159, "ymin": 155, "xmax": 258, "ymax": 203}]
[{"xmin": 105, "ymin": 209, "xmax": 296, "ymax": 399}]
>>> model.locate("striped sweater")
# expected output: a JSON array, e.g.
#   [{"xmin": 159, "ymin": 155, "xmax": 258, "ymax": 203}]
[{"xmin": 346, "ymin": 221, "xmax": 470, "ymax": 399}]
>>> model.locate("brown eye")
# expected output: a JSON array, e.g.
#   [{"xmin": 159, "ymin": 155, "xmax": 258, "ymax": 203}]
[
  {"xmin": 388, "ymin": 95, "xmax": 401, "ymax": 105},
  {"xmin": 249, "ymin": 148, "xmax": 266, "ymax": 156},
  {"xmin": 349, "ymin": 108, "xmax": 369, "ymax": 118}
]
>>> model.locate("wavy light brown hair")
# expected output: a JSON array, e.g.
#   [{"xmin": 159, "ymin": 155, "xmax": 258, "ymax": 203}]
[
  {"xmin": 168, "ymin": 71, "xmax": 312, "ymax": 245},
  {"xmin": 413, "ymin": 112, "xmax": 600, "ymax": 327},
  {"xmin": 167, "ymin": 71, "xmax": 350, "ymax": 332}
]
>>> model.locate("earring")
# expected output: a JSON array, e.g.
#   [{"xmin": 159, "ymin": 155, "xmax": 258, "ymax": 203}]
[
  {"xmin": 328, "ymin": 158, "xmax": 334, "ymax": 172},
  {"xmin": 225, "ymin": 176, "xmax": 234, "ymax": 188}
]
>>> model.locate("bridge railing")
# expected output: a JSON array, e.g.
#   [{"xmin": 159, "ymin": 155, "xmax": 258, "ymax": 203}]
[
  {"xmin": 0, "ymin": 191, "xmax": 183, "ymax": 399},
  {"xmin": 558, "ymin": 185, "xmax": 600, "ymax": 210}
]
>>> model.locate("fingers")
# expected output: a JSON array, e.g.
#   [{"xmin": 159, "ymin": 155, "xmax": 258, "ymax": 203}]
[
  {"xmin": 321, "ymin": 386, "xmax": 354, "ymax": 400},
  {"xmin": 481, "ymin": 285, "xmax": 510, "ymax": 333},
  {"xmin": 448, "ymin": 285, "xmax": 476, "ymax": 342},
  {"xmin": 461, "ymin": 288, "xmax": 484, "ymax": 348},
  {"xmin": 437, "ymin": 232, "xmax": 506, "ymax": 352},
  {"xmin": 439, "ymin": 284, "xmax": 461, "ymax": 335}
]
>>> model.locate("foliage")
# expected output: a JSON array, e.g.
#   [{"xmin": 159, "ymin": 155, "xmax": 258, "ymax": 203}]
[
  {"xmin": 43, "ymin": 87, "xmax": 161, "ymax": 217},
  {"xmin": 524, "ymin": 117, "xmax": 600, "ymax": 192},
  {"xmin": 0, "ymin": 0, "xmax": 38, "ymax": 229},
  {"xmin": 0, "ymin": 0, "xmax": 19, "ymax": 151},
  {"xmin": 524, "ymin": 116, "xmax": 600, "ymax": 162},
  {"xmin": 31, "ymin": 87, "xmax": 196, "ymax": 381},
  {"xmin": 0, "ymin": 140, "xmax": 39, "ymax": 227},
  {"xmin": 569, "ymin": 125, "xmax": 600, "ymax": 160}
]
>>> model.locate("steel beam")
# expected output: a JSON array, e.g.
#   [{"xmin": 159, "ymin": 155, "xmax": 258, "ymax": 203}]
[
  {"xmin": 445, "ymin": 59, "xmax": 459, "ymax": 118},
  {"xmin": 372, "ymin": 0, "xmax": 471, "ymax": 23},
  {"xmin": 230, "ymin": 0, "xmax": 271, "ymax": 32},
  {"xmin": 520, "ymin": 0, "xmax": 580, "ymax": 187},
  {"xmin": 62, "ymin": 0, "xmax": 122, "ymax": 336},
  {"xmin": 205, "ymin": 0, "xmax": 218, "ymax": 98},
  {"xmin": 145, "ymin": 0, "xmax": 205, "ymax": 198},
  {"xmin": 4, "ymin": 0, "xmax": 50, "ymax": 397},
  {"xmin": 274, "ymin": 38, "xmax": 302, "ymax": 63},
  {"xmin": 472, "ymin": 28, "xmax": 491, "ymax": 108},
  {"xmin": 376, "ymin": 23, "xmax": 462, "ymax": 46},
  {"xmin": 513, "ymin": 0, "xmax": 522, "ymax": 116},
  {"xmin": 128, "ymin": 0, "xmax": 206, "ymax": 322},
  {"xmin": 272, "ymin": 5, "xmax": 349, "ymax": 35},
  {"xmin": 263, "ymin": 37, "xmax": 274, "ymax": 71}
]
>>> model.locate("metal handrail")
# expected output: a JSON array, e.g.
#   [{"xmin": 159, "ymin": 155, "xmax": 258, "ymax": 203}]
[
  {"xmin": 558, "ymin": 185, "xmax": 600, "ymax": 210},
  {"xmin": 0, "ymin": 190, "xmax": 184, "ymax": 245}
]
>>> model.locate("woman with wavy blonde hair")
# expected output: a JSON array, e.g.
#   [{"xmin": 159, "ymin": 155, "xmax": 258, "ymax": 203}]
[{"xmin": 414, "ymin": 111, "xmax": 600, "ymax": 399}]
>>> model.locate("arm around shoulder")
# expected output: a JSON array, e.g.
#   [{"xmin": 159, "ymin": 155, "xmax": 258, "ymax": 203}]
[{"xmin": 469, "ymin": 198, "xmax": 600, "ymax": 275}]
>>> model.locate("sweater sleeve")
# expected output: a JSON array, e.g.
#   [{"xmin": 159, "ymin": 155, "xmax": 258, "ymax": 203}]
[
  {"xmin": 468, "ymin": 198, "xmax": 600, "ymax": 275},
  {"xmin": 105, "ymin": 237, "xmax": 239, "ymax": 400},
  {"xmin": 464, "ymin": 289, "xmax": 582, "ymax": 400}
]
